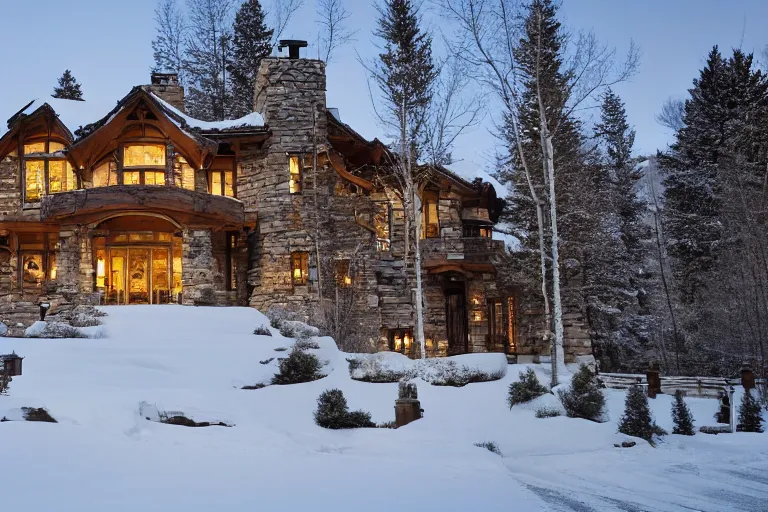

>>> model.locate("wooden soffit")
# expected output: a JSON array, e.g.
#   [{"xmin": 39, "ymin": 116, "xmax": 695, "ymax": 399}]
[
  {"xmin": 324, "ymin": 151, "xmax": 374, "ymax": 192},
  {"xmin": 67, "ymin": 90, "xmax": 217, "ymax": 170},
  {"xmin": 40, "ymin": 186, "xmax": 245, "ymax": 228},
  {"xmin": 422, "ymin": 260, "xmax": 496, "ymax": 275}
]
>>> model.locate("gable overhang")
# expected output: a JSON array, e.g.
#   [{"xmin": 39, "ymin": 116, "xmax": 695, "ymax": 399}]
[
  {"xmin": 0, "ymin": 103, "xmax": 74, "ymax": 159},
  {"xmin": 66, "ymin": 88, "xmax": 218, "ymax": 170}
]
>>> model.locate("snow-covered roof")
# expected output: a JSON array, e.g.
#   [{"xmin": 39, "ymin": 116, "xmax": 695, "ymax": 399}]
[
  {"xmin": 8, "ymin": 97, "xmax": 115, "ymax": 137},
  {"xmin": 150, "ymin": 93, "xmax": 265, "ymax": 132},
  {"xmin": 448, "ymin": 159, "xmax": 507, "ymax": 195}
]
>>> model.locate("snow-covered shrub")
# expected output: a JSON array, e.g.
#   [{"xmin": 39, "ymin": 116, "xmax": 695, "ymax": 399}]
[
  {"xmin": 535, "ymin": 406, "xmax": 562, "ymax": 418},
  {"xmin": 22, "ymin": 407, "xmax": 56, "ymax": 423},
  {"xmin": 425, "ymin": 360, "xmax": 505, "ymax": 387},
  {"xmin": 671, "ymin": 389, "xmax": 695, "ymax": 435},
  {"xmin": 618, "ymin": 385, "xmax": 666, "ymax": 445},
  {"xmin": 738, "ymin": 389, "xmax": 765, "ymax": 433},
  {"xmin": 507, "ymin": 368, "xmax": 548, "ymax": 408},
  {"xmin": 294, "ymin": 338, "xmax": 320, "ymax": 350},
  {"xmin": 557, "ymin": 364, "xmax": 606, "ymax": 422},
  {"xmin": 253, "ymin": 325, "xmax": 272, "ymax": 336},
  {"xmin": 271, "ymin": 349, "xmax": 325, "ymax": 385},
  {"xmin": 25, "ymin": 321, "xmax": 88, "ymax": 339},
  {"xmin": 348, "ymin": 356, "xmax": 415, "ymax": 383},
  {"xmin": 314, "ymin": 389, "xmax": 374, "ymax": 429},
  {"xmin": 474, "ymin": 441, "xmax": 502, "ymax": 455}
]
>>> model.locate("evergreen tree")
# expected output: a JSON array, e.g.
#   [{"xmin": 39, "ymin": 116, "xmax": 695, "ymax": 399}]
[
  {"xmin": 314, "ymin": 388, "xmax": 375, "ymax": 429},
  {"xmin": 588, "ymin": 88, "xmax": 650, "ymax": 371},
  {"xmin": 671, "ymin": 389, "xmax": 695, "ymax": 435},
  {"xmin": 228, "ymin": 0, "xmax": 273, "ymax": 118},
  {"xmin": 374, "ymin": 0, "xmax": 437, "ymax": 155},
  {"xmin": 184, "ymin": 0, "xmax": 235, "ymax": 121},
  {"xmin": 152, "ymin": 0, "xmax": 187, "ymax": 82},
  {"xmin": 507, "ymin": 368, "xmax": 548, "ymax": 408},
  {"xmin": 52, "ymin": 70, "xmax": 84, "ymax": 101},
  {"xmin": 618, "ymin": 385, "xmax": 665, "ymax": 444},
  {"xmin": 738, "ymin": 390, "xmax": 765, "ymax": 433},
  {"xmin": 557, "ymin": 364, "xmax": 605, "ymax": 422}
]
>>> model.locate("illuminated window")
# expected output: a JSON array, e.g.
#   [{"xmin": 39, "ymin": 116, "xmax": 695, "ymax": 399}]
[
  {"xmin": 144, "ymin": 171, "xmax": 166, "ymax": 186},
  {"xmin": 288, "ymin": 155, "xmax": 311, "ymax": 194},
  {"xmin": 389, "ymin": 328, "xmax": 413, "ymax": 355},
  {"xmin": 123, "ymin": 144, "xmax": 166, "ymax": 167},
  {"xmin": 48, "ymin": 160, "xmax": 75, "ymax": 194},
  {"xmin": 18, "ymin": 232, "xmax": 57, "ymax": 289},
  {"xmin": 226, "ymin": 232, "xmax": 238, "ymax": 291},
  {"xmin": 375, "ymin": 202, "xmax": 392, "ymax": 251},
  {"xmin": 23, "ymin": 141, "xmax": 46, "ymax": 154},
  {"xmin": 48, "ymin": 141, "xmax": 65, "ymax": 153},
  {"xmin": 121, "ymin": 169, "xmax": 164, "ymax": 185},
  {"xmin": 335, "ymin": 259, "xmax": 352, "ymax": 287},
  {"xmin": 507, "ymin": 297, "xmax": 517, "ymax": 353},
  {"xmin": 210, "ymin": 171, "xmax": 234, "ymax": 197},
  {"xmin": 290, "ymin": 251, "xmax": 309, "ymax": 286},
  {"xmin": 24, "ymin": 160, "xmax": 44, "ymax": 202},
  {"xmin": 463, "ymin": 224, "xmax": 492, "ymax": 238},
  {"xmin": 174, "ymin": 156, "xmax": 196, "ymax": 190},
  {"xmin": 92, "ymin": 161, "xmax": 119, "ymax": 187},
  {"xmin": 422, "ymin": 190, "xmax": 439, "ymax": 238}
]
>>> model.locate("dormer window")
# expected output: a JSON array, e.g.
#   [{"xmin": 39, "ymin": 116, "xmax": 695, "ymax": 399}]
[
  {"xmin": 22, "ymin": 139, "xmax": 75, "ymax": 202},
  {"xmin": 122, "ymin": 144, "xmax": 167, "ymax": 186}
]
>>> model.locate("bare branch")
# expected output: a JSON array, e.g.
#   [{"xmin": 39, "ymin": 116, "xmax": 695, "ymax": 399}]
[
  {"xmin": 270, "ymin": 0, "xmax": 305, "ymax": 46},
  {"xmin": 316, "ymin": 0, "xmax": 357, "ymax": 63},
  {"xmin": 656, "ymin": 97, "xmax": 685, "ymax": 132}
]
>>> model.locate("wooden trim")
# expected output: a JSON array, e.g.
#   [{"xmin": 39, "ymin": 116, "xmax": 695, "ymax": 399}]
[{"xmin": 325, "ymin": 151, "xmax": 374, "ymax": 192}]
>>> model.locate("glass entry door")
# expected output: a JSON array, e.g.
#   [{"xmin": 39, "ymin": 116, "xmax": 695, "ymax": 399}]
[{"xmin": 104, "ymin": 247, "xmax": 171, "ymax": 305}]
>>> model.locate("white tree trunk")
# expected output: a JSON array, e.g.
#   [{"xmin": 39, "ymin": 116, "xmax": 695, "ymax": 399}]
[
  {"xmin": 543, "ymin": 133, "xmax": 567, "ymax": 379},
  {"xmin": 413, "ymin": 191, "xmax": 427, "ymax": 359}
]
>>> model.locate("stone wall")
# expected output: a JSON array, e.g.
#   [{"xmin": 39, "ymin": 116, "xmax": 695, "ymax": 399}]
[{"xmin": 0, "ymin": 155, "xmax": 21, "ymax": 215}]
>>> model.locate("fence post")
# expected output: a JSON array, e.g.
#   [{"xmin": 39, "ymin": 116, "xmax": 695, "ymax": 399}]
[
  {"xmin": 728, "ymin": 385, "xmax": 736, "ymax": 434},
  {"xmin": 741, "ymin": 364, "xmax": 755, "ymax": 390},
  {"xmin": 646, "ymin": 364, "xmax": 661, "ymax": 399}
]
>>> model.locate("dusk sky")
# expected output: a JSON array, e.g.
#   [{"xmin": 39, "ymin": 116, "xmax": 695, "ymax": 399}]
[{"xmin": 1, "ymin": 0, "xmax": 767, "ymax": 178}]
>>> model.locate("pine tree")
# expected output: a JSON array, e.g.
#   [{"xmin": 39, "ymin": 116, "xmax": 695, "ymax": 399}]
[
  {"xmin": 588, "ymin": 88, "xmax": 650, "ymax": 371},
  {"xmin": 52, "ymin": 70, "xmax": 84, "ymax": 101},
  {"xmin": 152, "ymin": 0, "xmax": 187, "ymax": 82},
  {"xmin": 671, "ymin": 389, "xmax": 695, "ymax": 435},
  {"xmin": 618, "ymin": 385, "xmax": 665, "ymax": 444},
  {"xmin": 738, "ymin": 390, "xmax": 765, "ymax": 433},
  {"xmin": 228, "ymin": 0, "xmax": 273, "ymax": 118},
  {"xmin": 184, "ymin": 0, "xmax": 235, "ymax": 121},
  {"xmin": 557, "ymin": 364, "xmax": 605, "ymax": 422}
]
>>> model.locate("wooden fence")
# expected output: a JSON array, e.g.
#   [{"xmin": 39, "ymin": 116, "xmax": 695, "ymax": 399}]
[{"xmin": 597, "ymin": 372, "xmax": 766, "ymax": 398}]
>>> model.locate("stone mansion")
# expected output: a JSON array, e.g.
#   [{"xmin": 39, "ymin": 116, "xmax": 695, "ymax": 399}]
[{"xmin": 0, "ymin": 41, "xmax": 590, "ymax": 361}]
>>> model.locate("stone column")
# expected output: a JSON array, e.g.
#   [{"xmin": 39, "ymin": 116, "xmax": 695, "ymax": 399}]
[{"xmin": 181, "ymin": 228, "xmax": 215, "ymax": 305}]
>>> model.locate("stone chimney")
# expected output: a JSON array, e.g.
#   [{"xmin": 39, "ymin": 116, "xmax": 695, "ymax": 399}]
[{"xmin": 147, "ymin": 72, "xmax": 185, "ymax": 112}]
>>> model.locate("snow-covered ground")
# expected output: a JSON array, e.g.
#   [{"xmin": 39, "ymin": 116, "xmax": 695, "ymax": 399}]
[{"xmin": 0, "ymin": 306, "xmax": 766, "ymax": 511}]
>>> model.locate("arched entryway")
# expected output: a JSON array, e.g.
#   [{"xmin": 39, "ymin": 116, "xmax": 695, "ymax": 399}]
[{"xmin": 92, "ymin": 214, "xmax": 183, "ymax": 304}]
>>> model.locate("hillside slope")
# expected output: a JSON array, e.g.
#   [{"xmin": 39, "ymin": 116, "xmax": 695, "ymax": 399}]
[{"xmin": 0, "ymin": 306, "xmax": 765, "ymax": 511}]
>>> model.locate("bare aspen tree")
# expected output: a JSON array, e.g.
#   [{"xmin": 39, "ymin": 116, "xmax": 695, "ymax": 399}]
[
  {"xmin": 316, "ymin": 0, "xmax": 357, "ymax": 63},
  {"xmin": 152, "ymin": 0, "xmax": 187, "ymax": 84},
  {"xmin": 271, "ymin": 0, "xmax": 305, "ymax": 45},
  {"xmin": 439, "ymin": 0, "xmax": 637, "ymax": 383}
]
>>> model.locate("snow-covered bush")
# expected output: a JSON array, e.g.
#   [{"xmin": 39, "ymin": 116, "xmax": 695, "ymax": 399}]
[
  {"xmin": 507, "ymin": 368, "xmax": 548, "ymax": 408},
  {"xmin": 557, "ymin": 364, "xmax": 606, "ymax": 422},
  {"xmin": 314, "ymin": 389, "xmax": 374, "ymax": 429},
  {"xmin": 423, "ymin": 360, "xmax": 505, "ymax": 387},
  {"xmin": 253, "ymin": 325, "xmax": 272, "ymax": 336},
  {"xmin": 474, "ymin": 442, "xmax": 502, "ymax": 455},
  {"xmin": 25, "ymin": 321, "xmax": 88, "ymax": 339},
  {"xmin": 671, "ymin": 389, "xmax": 695, "ymax": 435},
  {"xmin": 22, "ymin": 407, "xmax": 56, "ymax": 423},
  {"xmin": 535, "ymin": 406, "xmax": 562, "ymax": 418},
  {"xmin": 348, "ymin": 356, "xmax": 415, "ymax": 383},
  {"xmin": 294, "ymin": 338, "xmax": 320, "ymax": 350},
  {"xmin": 271, "ymin": 349, "xmax": 325, "ymax": 385},
  {"xmin": 0, "ymin": 372, "xmax": 10, "ymax": 395},
  {"xmin": 738, "ymin": 390, "xmax": 765, "ymax": 433},
  {"xmin": 618, "ymin": 385, "xmax": 666, "ymax": 445}
]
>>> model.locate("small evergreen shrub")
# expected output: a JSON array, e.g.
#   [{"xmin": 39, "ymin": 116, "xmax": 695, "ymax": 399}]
[
  {"xmin": 294, "ymin": 338, "xmax": 320, "ymax": 350},
  {"xmin": 259, "ymin": 358, "xmax": 274, "ymax": 365},
  {"xmin": 314, "ymin": 389, "xmax": 375, "ymax": 429},
  {"xmin": 557, "ymin": 364, "xmax": 606, "ymax": 422},
  {"xmin": 271, "ymin": 349, "xmax": 325, "ymax": 385},
  {"xmin": 671, "ymin": 389, "xmax": 695, "ymax": 435},
  {"xmin": 274, "ymin": 347, "xmax": 288, "ymax": 352},
  {"xmin": 535, "ymin": 406, "xmax": 562, "ymax": 418},
  {"xmin": 0, "ymin": 372, "xmax": 11, "ymax": 395},
  {"xmin": 253, "ymin": 325, "xmax": 272, "ymax": 336},
  {"xmin": 242, "ymin": 383, "xmax": 267, "ymax": 390},
  {"xmin": 738, "ymin": 390, "xmax": 765, "ymax": 433},
  {"xmin": 618, "ymin": 385, "xmax": 666, "ymax": 445},
  {"xmin": 474, "ymin": 441, "xmax": 502, "ymax": 455},
  {"xmin": 507, "ymin": 368, "xmax": 548, "ymax": 408},
  {"xmin": 377, "ymin": 421, "xmax": 397, "ymax": 429}
]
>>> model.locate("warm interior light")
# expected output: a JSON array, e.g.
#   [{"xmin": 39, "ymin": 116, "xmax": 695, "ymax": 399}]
[
  {"xmin": 50, "ymin": 265, "xmax": 57, "ymax": 280},
  {"xmin": 394, "ymin": 334, "xmax": 403, "ymax": 352},
  {"xmin": 96, "ymin": 258, "xmax": 106, "ymax": 288},
  {"xmin": 293, "ymin": 268, "xmax": 302, "ymax": 279},
  {"xmin": 343, "ymin": 276, "xmax": 352, "ymax": 286},
  {"xmin": 472, "ymin": 311, "xmax": 483, "ymax": 322},
  {"xmin": 472, "ymin": 296, "xmax": 480, "ymax": 305}
]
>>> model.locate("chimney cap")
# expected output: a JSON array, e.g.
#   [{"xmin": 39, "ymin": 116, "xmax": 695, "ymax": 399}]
[
  {"xmin": 151, "ymin": 72, "xmax": 179, "ymax": 85},
  {"xmin": 278, "ymin": 40, "xmax": 308, "ymax": 59}
]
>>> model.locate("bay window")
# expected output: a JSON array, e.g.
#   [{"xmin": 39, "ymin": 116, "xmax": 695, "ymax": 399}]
[{"xmin": 22, "ymin": 139, "xmax": 76, "ymax": 202}]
